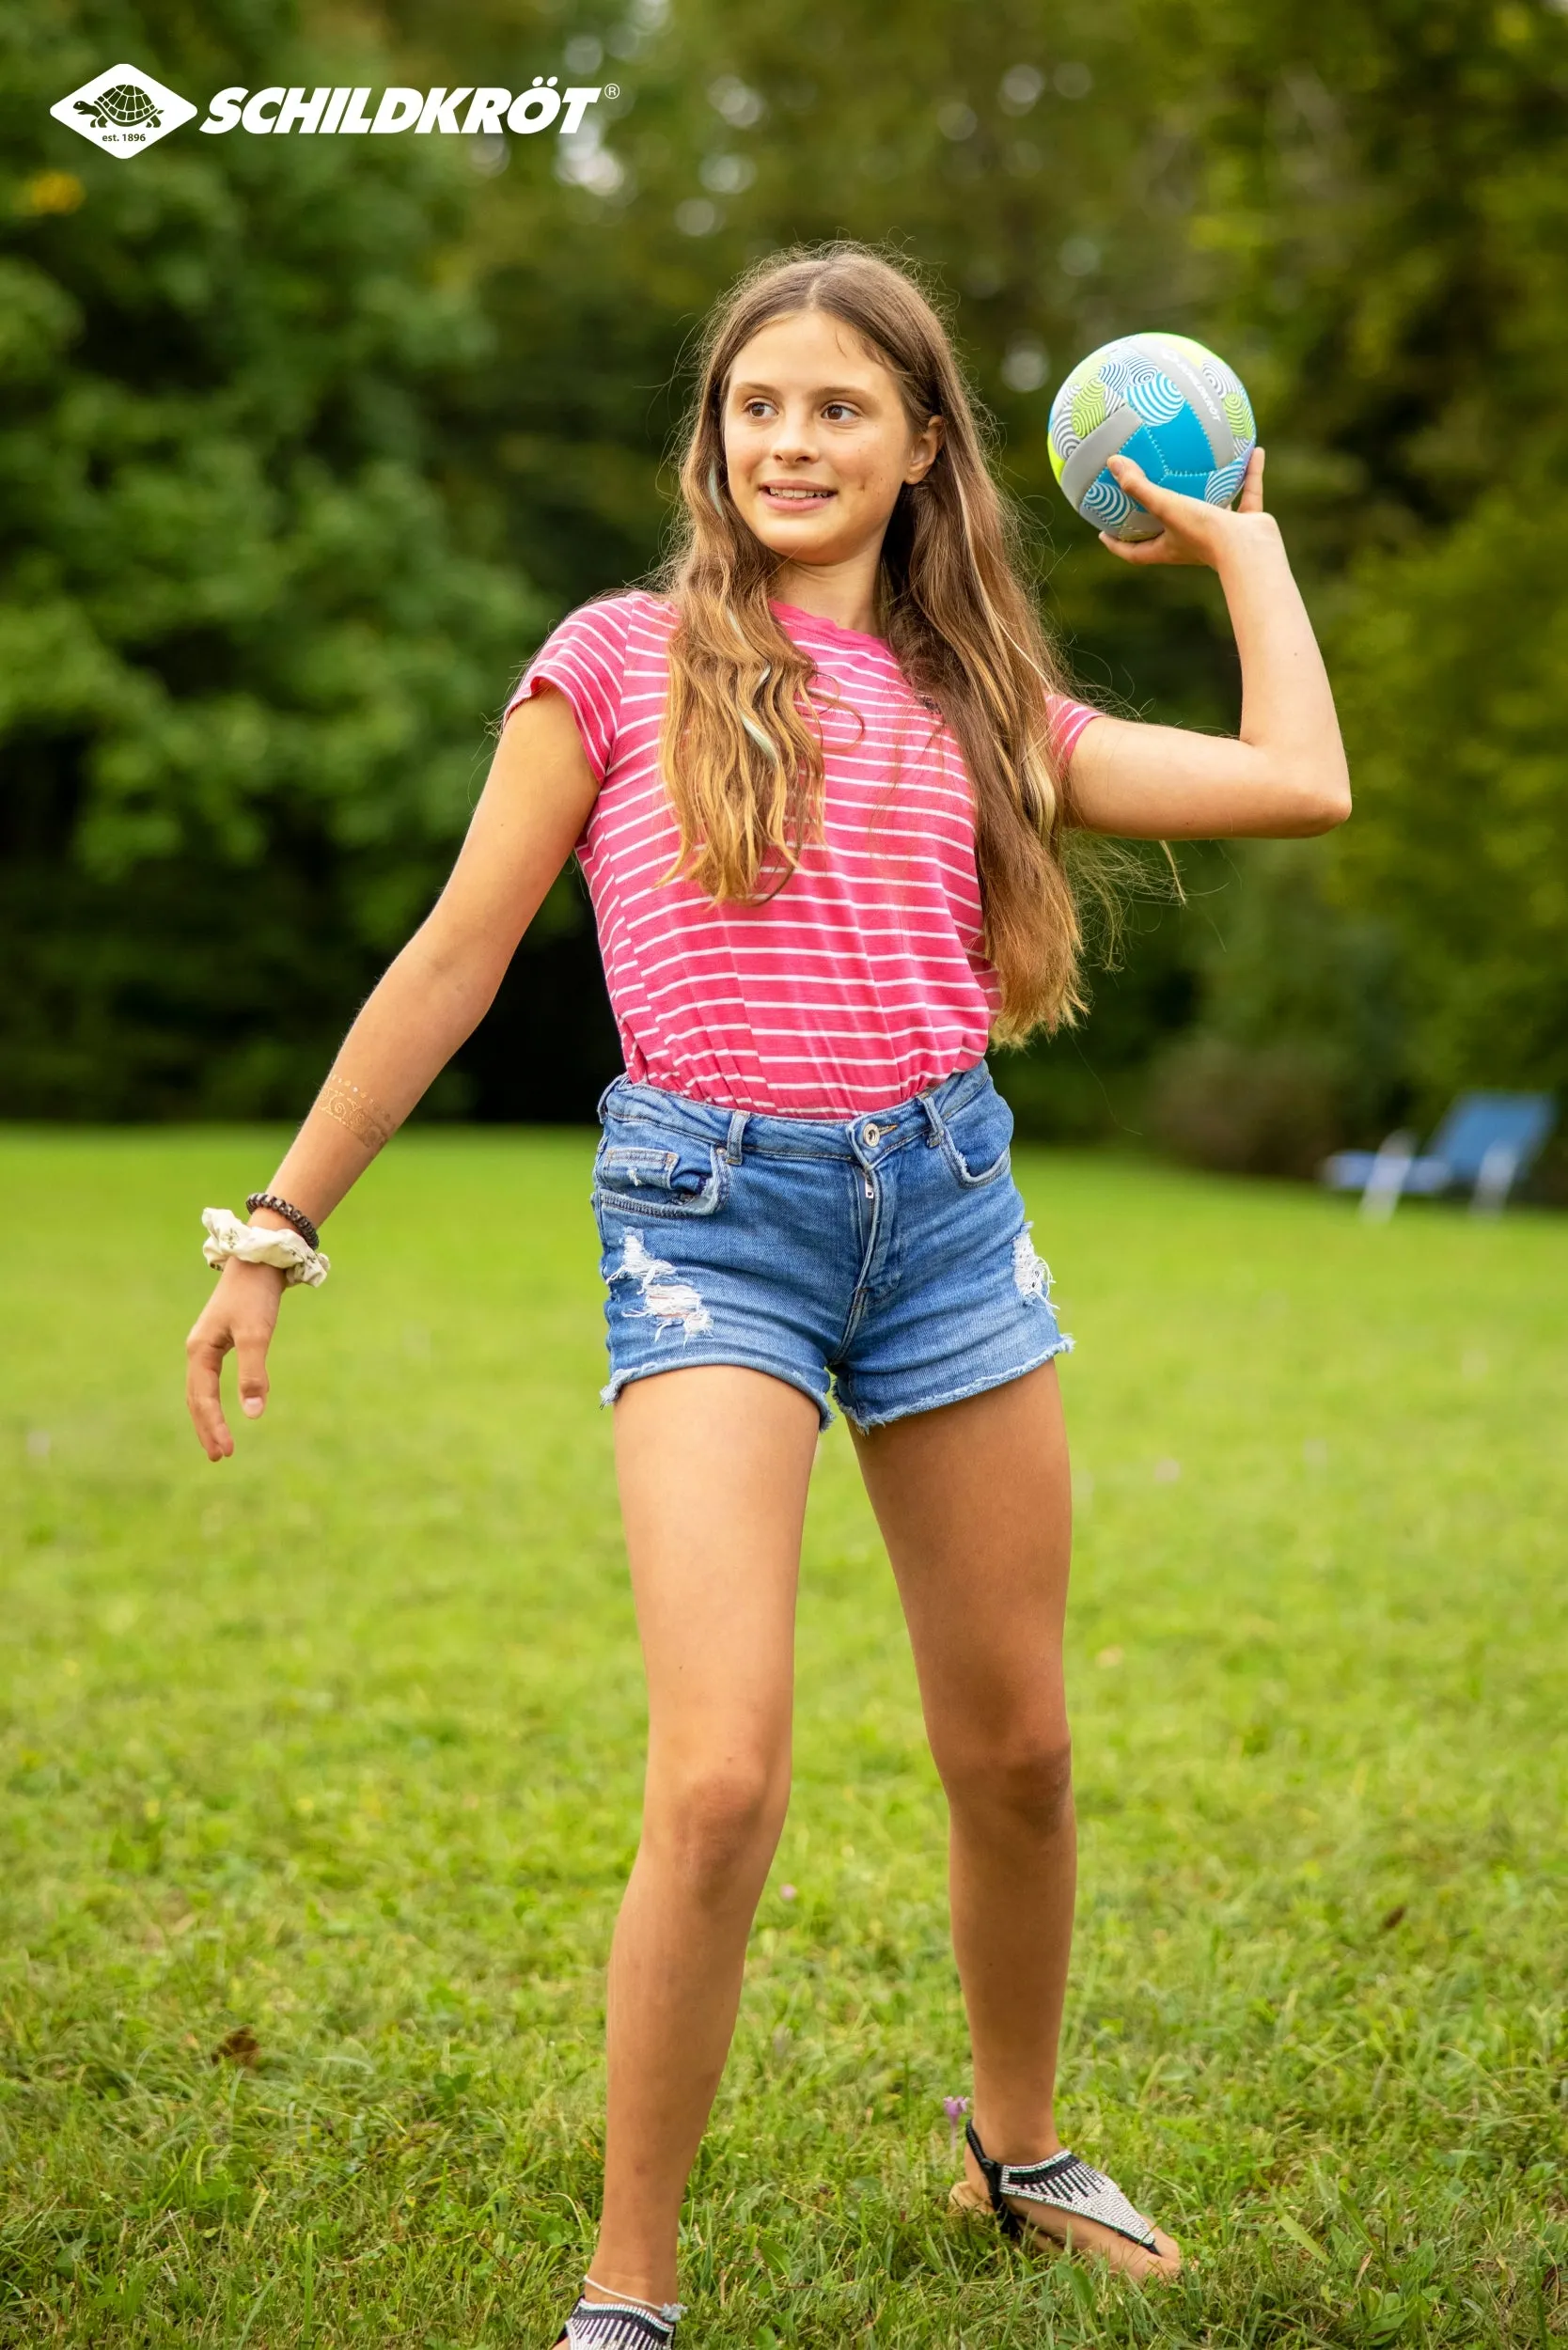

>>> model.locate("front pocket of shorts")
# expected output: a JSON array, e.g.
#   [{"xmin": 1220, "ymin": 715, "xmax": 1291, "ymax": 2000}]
[
  {"xmin": 592, "ymin": 1136, "xmax": 730, "ymax": 1219},
  {"xmin": 937, "ymin": 1091, "xmax": 1014, "ymax": 1187}
]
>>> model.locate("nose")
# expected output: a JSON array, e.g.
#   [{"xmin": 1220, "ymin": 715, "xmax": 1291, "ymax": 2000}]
[{"xmin": 771, "ymin": 404, "xmax": 819, "ymax": 462}]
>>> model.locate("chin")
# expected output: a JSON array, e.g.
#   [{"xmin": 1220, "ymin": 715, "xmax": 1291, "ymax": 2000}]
[
  {"xmin": 741, "ymin": 501, "xmax": 840, "ymax": 553},
  {"xmin": 751, "ymin": 517, "xmax": 845, "ymax": 557}
]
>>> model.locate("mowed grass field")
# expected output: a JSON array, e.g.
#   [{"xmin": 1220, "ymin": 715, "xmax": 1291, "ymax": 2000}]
[{"xmin": 2, "ymin": 1126, "xmax": 1565, "ymax": 2349}]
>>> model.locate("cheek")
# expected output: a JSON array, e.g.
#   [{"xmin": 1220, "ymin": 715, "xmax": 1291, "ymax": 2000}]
[
  {"xmin": 841, "ymin": 464, "xmax": 901, "ymax": 518},
  {"xmin": 855, "ymin": 431, "xmax": 913, "ymax": 490},
  {"xmin": 721, "ymin": 419, "xmax": 754, "ymax": 481},
  {"xmin": 832, "ymin": 444, "xmax": 886, "ymax": 494}
]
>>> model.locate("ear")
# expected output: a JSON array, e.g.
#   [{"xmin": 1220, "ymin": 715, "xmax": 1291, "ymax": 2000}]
[{"xmin": 905, "ymin": 413, "xmax": 945, "ymax": 484}]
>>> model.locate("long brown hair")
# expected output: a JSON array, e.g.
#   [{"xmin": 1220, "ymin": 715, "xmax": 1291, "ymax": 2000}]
[{"xmin": 654, "ymin": 242, "xmax": 1088, "ymax": 1044}]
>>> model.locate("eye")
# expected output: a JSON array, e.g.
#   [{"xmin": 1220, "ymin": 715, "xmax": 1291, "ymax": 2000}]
[
  {"xmin": 740, "ymin": 399, "xmax": 774, "ymax": 420},
  {"xmin": 823, "ymin": 401, "xmax": 858, "ymax": 422}
]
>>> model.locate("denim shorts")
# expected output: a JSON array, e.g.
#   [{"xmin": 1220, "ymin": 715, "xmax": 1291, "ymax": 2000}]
[{"xmin": 589, "ymin": 1061, "xmax": 1073, "ymax": 1432}]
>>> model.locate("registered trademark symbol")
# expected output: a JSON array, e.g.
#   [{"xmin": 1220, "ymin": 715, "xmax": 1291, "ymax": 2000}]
[{"xmin": 604, "ymin": 84, "xmax": 619, "ymax": 99}]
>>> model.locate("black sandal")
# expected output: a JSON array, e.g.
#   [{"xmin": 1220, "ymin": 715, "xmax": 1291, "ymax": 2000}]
[
  {"xmin": 552, "ymin": 2280, "xmax": 685, "ymax": 2346},
  {"xmin": 956, "ymin": 2118, "xmax": 1163, "ymax": 2255}
]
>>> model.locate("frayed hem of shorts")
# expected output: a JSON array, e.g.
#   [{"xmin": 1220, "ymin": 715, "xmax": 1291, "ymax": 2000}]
[
  {"xmin": 837, "ymin": 1331, "xmax": 1074, "ymax": 1434},
  {"xmin": 601, "ymin": 1357, "xmax": 835, "ymax": 1430}
]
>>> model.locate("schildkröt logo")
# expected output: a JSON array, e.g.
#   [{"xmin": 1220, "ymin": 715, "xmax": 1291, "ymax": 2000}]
[
  {"xmin": 50, "ymin": 67, "xmax": 611, "ymax": 160},
  {"xmin": 196, "ymin": 83, "xmax": 611, "ymax": 137},
  {"xmin": 50, "ymin": 62, "xmax": 198, "ymax": 157}
]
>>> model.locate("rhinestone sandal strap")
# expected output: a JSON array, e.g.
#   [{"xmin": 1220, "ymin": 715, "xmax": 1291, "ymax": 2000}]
[
  {"xmin": 996, "ymin": 2148, "xmax": 1159, "ymax": 2251},
  {"xmin": 563, "ymin": 2291, "xmax": 683, "ymax": 2347}
]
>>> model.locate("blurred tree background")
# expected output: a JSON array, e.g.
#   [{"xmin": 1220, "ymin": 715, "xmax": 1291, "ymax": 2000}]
[{"xmin": 3, "ymin": 0, "xmax": 1565, "ymax": 1169}]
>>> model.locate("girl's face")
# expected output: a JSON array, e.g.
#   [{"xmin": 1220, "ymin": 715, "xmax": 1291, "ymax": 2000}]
[{"xmin": 720, "ymin": 309, "xmax": 943, "ymax": 572}]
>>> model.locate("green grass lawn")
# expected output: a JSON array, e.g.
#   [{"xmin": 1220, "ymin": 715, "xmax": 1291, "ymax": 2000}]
[{"xmin": 2, "ymin": 1128, "xmax": 1564, "ymax": 2348}]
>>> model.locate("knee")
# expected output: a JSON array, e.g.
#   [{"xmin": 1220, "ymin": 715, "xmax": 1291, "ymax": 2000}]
[
  {"xmin": 941, "ymin": 1726, "xmax": 1074, "ymax": 1840},
  {"xmin": 647, "ymin": 1756, "xmax": 788, "ymax": 1902}
]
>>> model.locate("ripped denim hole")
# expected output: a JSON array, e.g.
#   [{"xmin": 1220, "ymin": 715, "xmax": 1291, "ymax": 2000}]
[
  {"xmin": 1012, "ymin": 1223, "xmax": 1054, "ymax": 1305},
  {"xmin": 611, "ymin": 1230, "xmax": 713, "ymax": 1340}
]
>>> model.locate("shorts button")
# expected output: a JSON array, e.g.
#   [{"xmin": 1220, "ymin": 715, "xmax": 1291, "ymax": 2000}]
[{"xmin": 862, "ymin": 1121, "xmax": 881, "ymax": 1146}]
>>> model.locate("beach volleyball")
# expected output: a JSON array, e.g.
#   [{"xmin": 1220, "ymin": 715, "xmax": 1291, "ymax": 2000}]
[{"xmin": 1048, "ymin": 332, "xmax": 1257, "ymax": 541}]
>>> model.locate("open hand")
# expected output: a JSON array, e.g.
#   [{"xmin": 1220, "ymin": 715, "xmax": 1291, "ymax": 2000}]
[
  {"xmin": 1098, "ymin": 445, "xmax": 1270, "ymax": 568},
  {"xmin": 185, "ymin": 1258, "xmax": 285, "ymax": 1461}
]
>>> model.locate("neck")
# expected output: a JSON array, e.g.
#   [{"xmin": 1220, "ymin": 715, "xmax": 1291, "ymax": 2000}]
[{"xmin": 770, "ymin": 547, "xmax": 884, "ymax": 637}]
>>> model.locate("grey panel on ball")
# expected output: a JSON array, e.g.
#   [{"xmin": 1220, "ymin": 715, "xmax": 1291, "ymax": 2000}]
[
  {"xmin": 1155, "ymin": 348, "xmax": 1235, "ymax": 468},
  {"xmin": 1058, "ymin": 412, "xmax": 1143, "ymax": 511}
]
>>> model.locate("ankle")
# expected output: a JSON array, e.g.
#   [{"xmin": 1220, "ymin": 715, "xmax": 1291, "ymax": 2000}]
[
  {"xmin": 969, "ymin": 2107, "xmax": 1062, "ymax": 2166},
  {"xmin": 583, "ymin": 2265, "xmax": 678, "ymax": 2310}
]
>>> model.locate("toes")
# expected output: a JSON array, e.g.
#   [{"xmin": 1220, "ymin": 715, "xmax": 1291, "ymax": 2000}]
[{"xmin": 1125, "ymin": 2227, "xmax": 1182, "ymax": 2284}]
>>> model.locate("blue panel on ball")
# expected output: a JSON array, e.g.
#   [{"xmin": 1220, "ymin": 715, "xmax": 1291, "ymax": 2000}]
[
  {"xmin": 1127, "ymin": 408, "xmax": 1215, "ymax": 479},
  {"xmin": 1154, "ymin": 411, "xmax": 1219, "ymax": 476},
  {"xmin": 1114, "ymin": 426, "xmax": 1167, "ymax": 482}
]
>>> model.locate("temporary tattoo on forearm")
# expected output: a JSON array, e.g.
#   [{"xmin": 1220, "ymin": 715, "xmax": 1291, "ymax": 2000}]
[{"xmin": 318, "ymin": 1078, "xmax": 397, "ymax": 1155}]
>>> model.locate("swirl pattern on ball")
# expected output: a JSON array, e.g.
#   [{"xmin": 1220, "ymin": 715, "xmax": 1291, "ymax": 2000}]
[{"xmin": 1048, "ymin": 332, "xmax": 1256, "ymax": 542}]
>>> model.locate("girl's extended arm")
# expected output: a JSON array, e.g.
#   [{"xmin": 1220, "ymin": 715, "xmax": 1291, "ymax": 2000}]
[
  {"xmin": 185, "ymin": 685, "xmax": 598, "ymax": 1461},
  {"xmin": 1062, "ymin": 448, "xmax": 1352, "ymax": 840}
]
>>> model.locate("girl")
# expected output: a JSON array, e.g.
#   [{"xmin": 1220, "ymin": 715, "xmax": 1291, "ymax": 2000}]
[{"xmin": 186, "ymin": 244, "xmax": 1349, "ymax": 2343}]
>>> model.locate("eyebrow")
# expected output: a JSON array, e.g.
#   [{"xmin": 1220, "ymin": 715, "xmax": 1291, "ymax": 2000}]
[{"xmin": 729, "ymin": 379, "xmax": 882, "ymax": 401}]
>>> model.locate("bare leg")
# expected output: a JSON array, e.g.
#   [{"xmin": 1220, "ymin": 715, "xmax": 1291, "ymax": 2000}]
[
  {"xmin": 853, "ymin": 1364, "xmax": 1180, "ymax": 2281},
  {"xmin": 582, "ymin": 1365, "xmax": 820, "ymax": 2311}
]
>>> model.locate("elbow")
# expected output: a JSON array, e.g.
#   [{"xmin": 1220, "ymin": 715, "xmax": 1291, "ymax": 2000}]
[
  {"xmin": 1303, "ymin": 781, "xmax": 1352, "ymax": 835},
  {"xmin": 1281, "ymin": 760, "xmax": 1352, "ymax": 837},
  {"xmin": 402, "ymin": 920, "xmax": 507, "ymax": 1030}
]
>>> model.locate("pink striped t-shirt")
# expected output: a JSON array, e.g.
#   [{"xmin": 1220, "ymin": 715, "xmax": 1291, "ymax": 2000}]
[{"xmin": 503, "ymin": 589, "xmax": 1098, "ymax": 1119}]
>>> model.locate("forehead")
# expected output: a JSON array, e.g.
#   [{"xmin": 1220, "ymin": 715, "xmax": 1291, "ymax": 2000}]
[{"xmin": 727, "ymin": 307, "xmax": 892, "ymax": 390}]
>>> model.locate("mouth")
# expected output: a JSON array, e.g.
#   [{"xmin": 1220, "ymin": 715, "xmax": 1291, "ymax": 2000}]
[{"xmin": 758, "ymin": 483, "xmax": 835, "ymax": 508}]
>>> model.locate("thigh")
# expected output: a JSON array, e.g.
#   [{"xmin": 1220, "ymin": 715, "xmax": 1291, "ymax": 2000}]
[
  {"xmin": 615, "ymin": 1365, "xmax": 822, "ymax": 1775},
  {"xmin": 850, "ymin": 1363, "xmax": 1073, "ymax": 1756}
]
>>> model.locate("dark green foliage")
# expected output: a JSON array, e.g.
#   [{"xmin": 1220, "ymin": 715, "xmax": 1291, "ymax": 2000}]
[
  {"xmin": 1331, "ymin": 494, "xmax": 1568, "ymax": 1119},
  {"xmin": 0, "ymin": 1, "xmax": 546, "ymax": 1116},
  {"xmin": 1162, "ymin": 0, "xmax": 1568, "ymax": 1150},
  {"xmin": 3, "ymin": 0, "xmax": 1566, "ymax": 1134},
  {"xmin": 1140, "ymin": 842, "xmax": 1408, "ymax": 1174}
]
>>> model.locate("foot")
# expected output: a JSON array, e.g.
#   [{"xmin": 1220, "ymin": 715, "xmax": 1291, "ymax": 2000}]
[
  {"xmin": 554, "ymin": 2278, "xmax": 684, "ymax": 2345},
  {"xmin": 951, "ymin": 2140, "xmax": 1182, "ymax": 2284}
]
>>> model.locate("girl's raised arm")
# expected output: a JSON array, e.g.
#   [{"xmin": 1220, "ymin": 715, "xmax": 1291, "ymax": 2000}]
[
  {"xmin": 1062, "ymin": 449, "xmax": 1352, "ymax": 841},
  {"xmin": 185, "ymin": 684, "xmax": 599, "ymax": 1462}
]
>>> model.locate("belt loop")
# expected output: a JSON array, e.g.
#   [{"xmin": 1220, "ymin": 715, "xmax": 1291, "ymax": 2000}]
[
  {"xmin": 917, "ymin": 1089, "xmax": 946, "ymax": 1144},
  {"xmin": 596, "ymin": 1075, "xmax": 623, "ymax": 1125},
  {"xmin": 726, "ymin": 1108, "xmax": 749, "ymax": 1166}
]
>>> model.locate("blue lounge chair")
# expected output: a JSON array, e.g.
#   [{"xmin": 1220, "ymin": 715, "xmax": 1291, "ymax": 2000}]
[{"xmin": 1322, "ymin": 1091, "xmax": 1557, "ymax": 1220}]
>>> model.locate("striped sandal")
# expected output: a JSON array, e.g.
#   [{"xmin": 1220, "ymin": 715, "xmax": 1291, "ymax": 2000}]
[
  {"xmin": 952, "ymin": 2120, "xmax": 1178, "ymax": 2276},
  {"xmin": 553, "ymin": 2280, "xmax": 685, "ymax": 2347}
]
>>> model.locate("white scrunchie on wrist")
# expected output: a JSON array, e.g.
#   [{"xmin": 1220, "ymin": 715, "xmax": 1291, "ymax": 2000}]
[{"xmin": 201, "ymin": 1207, "xmax": 331, "ymax": 1288}]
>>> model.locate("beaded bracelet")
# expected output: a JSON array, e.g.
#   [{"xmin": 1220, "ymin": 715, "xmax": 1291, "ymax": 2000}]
[{"xmin": 245, "ymin": 1192, "xmax": 321, "ymax": 1254}]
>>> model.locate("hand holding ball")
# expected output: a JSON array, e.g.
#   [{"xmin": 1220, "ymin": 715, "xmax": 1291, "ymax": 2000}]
[{"xmin": 1048, "ymin": 332, "xmax": 1257, "ymax": 544}]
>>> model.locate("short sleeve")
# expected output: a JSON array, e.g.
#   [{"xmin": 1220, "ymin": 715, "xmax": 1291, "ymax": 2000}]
[
  {"xmin": 502, "ymin": 595, "xmax": 635, "ymax": 783},
  {"xmin": 1045, "ymin": 692, "xmax": 1100, "ymax": 770}
]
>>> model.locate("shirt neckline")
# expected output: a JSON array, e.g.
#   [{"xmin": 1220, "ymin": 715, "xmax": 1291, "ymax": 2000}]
[{"xmin": 768, "ymin": 597, "xmax": 890, "ymax": 650}]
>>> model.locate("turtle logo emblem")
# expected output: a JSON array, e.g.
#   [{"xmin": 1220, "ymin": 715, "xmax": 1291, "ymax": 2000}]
[
  {"xmin": 78, "ymin": 86, "xmax": 163, "ymax": 133},
  {"xmin": 51, "ymin": 61, "xmax": 197, "ymax": 158}
]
